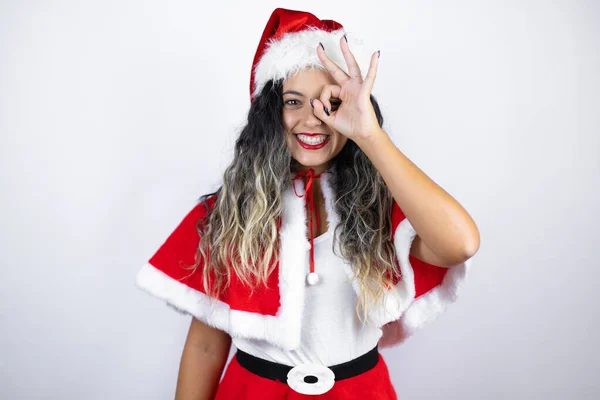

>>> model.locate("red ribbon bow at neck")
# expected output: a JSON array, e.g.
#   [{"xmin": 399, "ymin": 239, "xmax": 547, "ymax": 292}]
[{"xmin": 292, "ymin": 168, "xmax": 326, "ymax": 286}]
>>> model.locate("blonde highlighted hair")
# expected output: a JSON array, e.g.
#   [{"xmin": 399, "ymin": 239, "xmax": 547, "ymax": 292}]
[{"xmin": 183, "ymin": 79, "xmax": 402, "ymax": 324}]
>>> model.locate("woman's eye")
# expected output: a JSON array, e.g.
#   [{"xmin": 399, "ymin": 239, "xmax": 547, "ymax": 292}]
[{"xmin": 285, "ymin": 99, "xmax": 300, "ymax": 106}]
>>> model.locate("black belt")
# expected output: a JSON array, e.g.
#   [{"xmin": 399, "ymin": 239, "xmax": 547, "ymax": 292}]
[{"xmin": 235, "ymin": 345, "xmax": 379, "ymax": 383}]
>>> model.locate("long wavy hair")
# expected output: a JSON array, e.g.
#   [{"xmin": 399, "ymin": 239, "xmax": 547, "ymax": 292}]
[{"xmin": 184, "ymin": 78, "xmax": 401, "ymax": 324}]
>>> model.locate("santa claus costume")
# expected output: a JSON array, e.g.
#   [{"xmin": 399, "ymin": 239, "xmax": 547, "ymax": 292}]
[{"xmin": 136, "ymin": 8, "xmax": 472, "ymax": 399}]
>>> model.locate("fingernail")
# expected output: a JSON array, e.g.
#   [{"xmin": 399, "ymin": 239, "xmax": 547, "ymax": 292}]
[
  {"xmin": 319, "ymin": 42, "xmax": 325, "ymax": 51},
  {"xmin": 343, "ymin": 34, "xmax": 348, "ymax": 43},
  {"xmin": 310, "ymin": 98, "xmax": 314, "ymax": 108},
  {"xmin": 324, "ymin": 107, "xmax": 330, "ymax": 116},
  {"xmin": 377, "ymin": 50, "xmax": 380, "ymax": 58}
]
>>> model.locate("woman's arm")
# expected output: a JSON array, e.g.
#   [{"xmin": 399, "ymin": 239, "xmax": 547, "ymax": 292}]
[
  {"xmin": 310, "ymin": 38, "xmax": 479, "ymax": 267},
  {"xmin": 175, "ymin": 317, "xmax": 232, "ymax": 400},
  {"xmin": 356, "ymin": 131, "xmax": 480, "ymax": 267}
]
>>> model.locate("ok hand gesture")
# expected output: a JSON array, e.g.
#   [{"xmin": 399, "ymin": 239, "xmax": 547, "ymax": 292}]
[{"xmin": 311, "ymin": 36, "xmax": 381, "ymax": 143}]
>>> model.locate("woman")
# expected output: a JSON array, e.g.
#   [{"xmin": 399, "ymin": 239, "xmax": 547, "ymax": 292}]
[{"xmin": 136, "ymin": 8, "xmax": 480, "ymax": 399}]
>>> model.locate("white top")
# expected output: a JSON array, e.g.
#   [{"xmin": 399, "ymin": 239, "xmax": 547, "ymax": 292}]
[{"xmin": 232, "ymin": 230, "xmax": 383, "ymax": 366}]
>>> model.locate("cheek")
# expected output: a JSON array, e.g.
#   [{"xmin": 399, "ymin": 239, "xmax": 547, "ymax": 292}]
[
  {"xmin": 282, "ymin": 111, "xmax": 295, "ymax": 130},
  {"xmin": 334, "ymin": 133, "xmax": 348, "ymax": 149},
  {"xmin": 281, "ymin": 114, "xmax": 293, "ymax": 144}
]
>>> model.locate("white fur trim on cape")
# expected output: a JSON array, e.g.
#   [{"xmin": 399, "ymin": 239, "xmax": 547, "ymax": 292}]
[
  {"xmin": 378, "ymin": 218, "xmax": 471, "ymax": 347},
  {"xmin": 252, "ymin": 27, "xmax": 376, "ymax": 99},
  {"xmin": 135, "ymin": 179, "xmax": 312, "ymax": 351},
  {"xmin": 136, "ymin": 170, "xmax": 470, "ymax": 350},
  {"xmin": 320, "ymin": 172, "xmax": 470, "ymax": 346}
]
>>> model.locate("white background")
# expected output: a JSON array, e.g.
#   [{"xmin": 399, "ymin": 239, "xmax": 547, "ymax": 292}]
[{"xmin": 1, "ymin": 0, "xmax": 599, "ymax": 399}]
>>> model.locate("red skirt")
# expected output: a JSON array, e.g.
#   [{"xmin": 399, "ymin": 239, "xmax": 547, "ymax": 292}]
[{"xmin": 214, "ymin": 352, "xmax": 398, "ymax": 399}]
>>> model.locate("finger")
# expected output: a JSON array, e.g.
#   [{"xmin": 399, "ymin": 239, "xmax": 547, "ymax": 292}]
[
  {"xmin": 311, "ymin": 98, "xmax": 335, "ymax": 126},
  {"xmin": 340, "ymin": 35, "xmax": 362, "ymax": 81},
  {"xmin": 319, "ymin": 84, "xmax": 342, "ymax": 116},
  {"xmin": 363, "ymin": 51, "xmax": 380, "ymax": 94},
  {"xmin": 316, "ymin": 42, "xmax": 350, "ymax": 86}
]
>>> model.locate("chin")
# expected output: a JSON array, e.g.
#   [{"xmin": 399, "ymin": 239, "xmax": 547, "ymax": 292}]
[
  {"xmin": 290, "ymin": 154, "xmax": 331, "ymax": 169},
  {"xmin": 294, "ymin": 158, "xmax": 330, "ymax": 169}
]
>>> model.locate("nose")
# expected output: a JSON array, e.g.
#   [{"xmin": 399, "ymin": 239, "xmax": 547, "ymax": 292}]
[{"xmin": 303, "ymin": 104, "xmax": 322, "ymax": 127}]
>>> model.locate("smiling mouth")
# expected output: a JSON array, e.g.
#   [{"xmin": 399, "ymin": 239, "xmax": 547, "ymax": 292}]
[
  {"xmin": 295, "ymin": 134, "xmax": 330, "ymax": 149},
  {"xmin": 296, "ymin": 133, "xmax": 328, "ymax": 144},
  {"xmin": 295, "ymin": 132, "xmax": 329, "ymax": 137}
]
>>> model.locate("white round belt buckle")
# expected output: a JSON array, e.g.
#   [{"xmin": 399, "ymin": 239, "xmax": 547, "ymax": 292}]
[{"xmin": 286, "ymin": 363, "xmax": 335, "ymax": 395}]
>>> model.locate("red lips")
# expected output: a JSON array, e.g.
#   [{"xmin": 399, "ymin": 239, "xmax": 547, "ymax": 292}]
[
  {"xmin": 296, "ymin": 134, "xmax": 330, "ymax": 150},
  {"xmin": 296, "ymin": 132, "xmax": 329, "ymax": 137}
]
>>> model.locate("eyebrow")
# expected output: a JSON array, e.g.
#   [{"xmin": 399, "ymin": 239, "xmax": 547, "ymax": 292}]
[{"xmin": 282, "ymin": 90, "xmax": 304, "ymax": 97}]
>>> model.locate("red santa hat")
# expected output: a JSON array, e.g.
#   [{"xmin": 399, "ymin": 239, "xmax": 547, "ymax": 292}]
[{"xmin": 249, "ymin": 8, "xmax": 375, "ymax": 101}]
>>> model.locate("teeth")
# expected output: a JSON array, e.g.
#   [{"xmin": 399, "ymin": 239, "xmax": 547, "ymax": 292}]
[{"xmin": 297, "ymin": 134, "xmax": 328, "ymax": 145}]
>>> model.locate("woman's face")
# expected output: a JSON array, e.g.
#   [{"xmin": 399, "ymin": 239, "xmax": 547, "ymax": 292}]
[{"xmin": 282, "ymin": 67, "xmax": 348, "ymax": 175}]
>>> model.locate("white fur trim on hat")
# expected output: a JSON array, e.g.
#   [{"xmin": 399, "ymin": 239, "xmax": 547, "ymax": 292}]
[{"xmin": 252, "ymin": 27, "xmax": 375, "ymax": 99}]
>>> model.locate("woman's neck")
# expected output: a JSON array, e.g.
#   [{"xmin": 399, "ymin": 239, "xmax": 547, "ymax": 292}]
[{"xmin": 290, "ymin": 162, "xmax": 333, "ymax": 176}]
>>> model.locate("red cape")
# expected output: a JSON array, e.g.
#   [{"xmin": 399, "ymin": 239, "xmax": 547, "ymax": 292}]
[{"xmin": 136, "ymin": 173, "xmax": 471, "ymax": 349}]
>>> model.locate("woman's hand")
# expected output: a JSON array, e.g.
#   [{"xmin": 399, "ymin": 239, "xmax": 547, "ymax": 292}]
[{"xmin": 311, "ymin": 36, "xmax": 381, "ymax": 143}]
